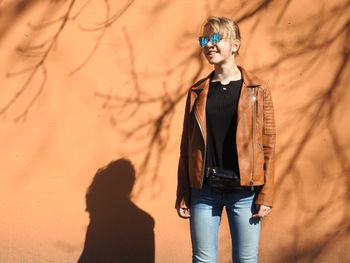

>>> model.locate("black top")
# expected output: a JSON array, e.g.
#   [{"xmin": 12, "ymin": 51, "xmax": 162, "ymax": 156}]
[{"xmin": 205, "ymin": 79, "xmax": 243, "ymax": 172}]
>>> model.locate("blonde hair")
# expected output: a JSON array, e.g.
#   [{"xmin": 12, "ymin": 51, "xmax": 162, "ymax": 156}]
[{"xmin": 201, "ymin": 16, "xmax": 241, "ymax": 54}]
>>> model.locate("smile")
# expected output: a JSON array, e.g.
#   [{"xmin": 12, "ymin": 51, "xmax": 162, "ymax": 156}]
[{"xmin": 207, "ymin": 51, "xmax": 218, "ymax": 55}]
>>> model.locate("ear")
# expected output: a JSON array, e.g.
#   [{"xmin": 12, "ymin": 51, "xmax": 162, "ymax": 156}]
[{"xmin": 231, "ymin": 39, "xmax": 240, "ymax": 54}]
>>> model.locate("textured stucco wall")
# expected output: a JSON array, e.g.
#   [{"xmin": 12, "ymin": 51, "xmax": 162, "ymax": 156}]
[{"xmin": 0, "ymin": 0, "xmax": 349, "ymax": 262}]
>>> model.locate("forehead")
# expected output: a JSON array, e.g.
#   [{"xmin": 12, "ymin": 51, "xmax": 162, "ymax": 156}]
[
  {"xmin": 202, "ymin": 25, "xmax": 217, "ymax": 36},
  {"xmin": 202, "ymin": 24, "xmax": 228, "ymax": 37}
]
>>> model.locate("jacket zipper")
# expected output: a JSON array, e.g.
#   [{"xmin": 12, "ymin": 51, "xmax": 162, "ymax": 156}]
[
  {"xmin": 194, "ymin": 110, "xmax": 207, "ymax": 188},
  {"xmin": 251, "ymin": 88, "xmax": 257, "ymax": 190}
]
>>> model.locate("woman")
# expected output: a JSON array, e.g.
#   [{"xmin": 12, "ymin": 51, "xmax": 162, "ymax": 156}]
[{"xmin": 175, "ymin": 16, "xmax": 276, "ymax": 263}]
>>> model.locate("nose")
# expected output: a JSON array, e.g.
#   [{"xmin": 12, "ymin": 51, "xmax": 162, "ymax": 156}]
[{"xmin": 205, "ymin": 40, "xmax": 213, "ymax": 47}]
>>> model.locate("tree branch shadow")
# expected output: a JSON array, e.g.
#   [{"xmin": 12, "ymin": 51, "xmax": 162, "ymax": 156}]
[
  {"xmin": 94, "ymin": 0, "xmax": 350, "ymax": 260},
  {"xmin": 1, "ymin": 1, "xmax": 350, "ymax": 260},
  {"xmin": 0, "ymin": 0, "xmax": 134, "ymax": 121},
  {"xmin": 95, "ymin": 24, "xmax": 207, "ymax": 198}
]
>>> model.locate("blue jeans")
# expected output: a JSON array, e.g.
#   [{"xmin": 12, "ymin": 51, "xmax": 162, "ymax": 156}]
[{"xmin": 190, "ymin": 187, "xmax": 260, "ymax": 263}]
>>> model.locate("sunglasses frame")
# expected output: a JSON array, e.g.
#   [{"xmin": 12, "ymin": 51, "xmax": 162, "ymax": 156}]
[{"xmin": 198, "ymin": 32, "xmax": 221, "ymax": 48}]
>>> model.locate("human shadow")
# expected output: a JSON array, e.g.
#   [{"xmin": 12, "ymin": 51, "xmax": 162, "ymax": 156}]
[{"xmin": 77, "ymin": 158, "xmax": 155, "ymax": 263}]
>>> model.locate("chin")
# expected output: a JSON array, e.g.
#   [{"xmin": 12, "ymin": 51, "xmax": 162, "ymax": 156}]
[
  {"xmin": 206, "ymin": 59, "xmax": 222, "ymax": 65},
  {"xmin": 205, "ymin": 57, "xmax": 220, "ymax": 64}
]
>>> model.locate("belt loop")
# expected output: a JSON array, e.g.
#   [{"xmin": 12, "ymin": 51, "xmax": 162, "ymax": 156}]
[{"xmin": 205, "ymin": 167, "xmax": 209, "ymax": 178}]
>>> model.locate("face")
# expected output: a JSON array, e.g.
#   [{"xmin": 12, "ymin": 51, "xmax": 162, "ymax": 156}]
[{"xmin": 200, "ymin": 26, "xmax": 239, "ymax": 65}]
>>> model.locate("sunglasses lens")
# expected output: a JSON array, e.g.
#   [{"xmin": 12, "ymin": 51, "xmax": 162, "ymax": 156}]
[
  {"xmin": 210, "ymin": 33, "xmax": 221, "ymax": 45},
  {"xmin": 198, "ymin": 33, "xmax": 221, "ymax": 47},
  {"xmin": 199, "ymin": 37, "xmax": 208, "ymax": 47}
]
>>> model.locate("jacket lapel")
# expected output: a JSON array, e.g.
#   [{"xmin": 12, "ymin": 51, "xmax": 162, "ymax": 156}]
[
  {"xmin": 190, "ymin": 67, "xmax": 262, "ymax": 141},
  {"xmin": 237, "ymin": 66, "xmax": 262, "ymax": 120},
  {"xmin": 190, "ymin": 71, "xmax": 213, "ymax": 143}
]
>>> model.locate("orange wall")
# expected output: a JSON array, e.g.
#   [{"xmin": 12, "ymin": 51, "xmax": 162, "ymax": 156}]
[{"xmin": 1, "ymin": 0, "xmax": 350, "ymax": 262}]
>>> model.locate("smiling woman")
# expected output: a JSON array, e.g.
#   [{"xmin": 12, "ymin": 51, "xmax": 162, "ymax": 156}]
[
  {"xmin": 202, "ymin": 28, "xmax": 240, "ymax": 67},
  {"xmin": 175, "ymin": 16, "xmax": 276, "ymax": 263}
]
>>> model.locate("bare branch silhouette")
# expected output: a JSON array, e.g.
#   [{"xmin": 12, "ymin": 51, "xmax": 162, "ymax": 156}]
[
  {"xmin": 1, "ymin": 1, "xmax": 350, "ymax": 259},
  {"xmin": 250, "ymin": 1, "xmax": 350, "ymax": 260},
  {"xmin": 0, "ymin": 0, "xmax": 41, "ymax": 42},
  {"xmin": 69, "ymin": 0, "xmax": 112, "ymax": 75},
  {"xmin": 70, "ymin": 0, "xmax": 135, "ymax": 75},
  {"xmin": 93, "ymin": 1, "xmax": 350, "ymax": 260},
  {"xmin": 78, "ymin": 0, "xmax": 134, "ymax": 31},
  {"xmin": 95, "ymin": 22, "xmax": 207, "ymax": 197},
  {"xmin": 0, "ymin": 0, "xmax": 135, "ymax": 120},
  {"xmin": 0, "ymin": 0, "xmax": 77, "ymax": 121}
]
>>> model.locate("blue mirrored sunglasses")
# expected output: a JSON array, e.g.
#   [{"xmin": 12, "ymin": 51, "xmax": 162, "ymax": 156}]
[{"xmin": 198, "ymin": 32, "xmax": 221, "ymax": 47}]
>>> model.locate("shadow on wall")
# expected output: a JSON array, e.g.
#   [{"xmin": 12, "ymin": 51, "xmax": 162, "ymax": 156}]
[{"xmin": 78, "ymin": 158, "xmax": 155, "ymax": 263}]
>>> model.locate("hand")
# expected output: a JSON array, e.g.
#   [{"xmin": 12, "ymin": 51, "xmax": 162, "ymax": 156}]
[
  {"xmin": 177, "ymin": 207, "xmax": 191, "ymax": 219},
  {"xmin": 251, "ymin": 204, "xmax": 272, "ymax": 219}
]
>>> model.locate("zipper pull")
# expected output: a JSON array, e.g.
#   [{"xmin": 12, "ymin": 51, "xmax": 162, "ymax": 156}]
[
  {"xmin": 251, "ymin": 88, "xmax": 257, "ymax": 102},
  {"xmin": 250, "ymin": 180, "xmax": 254, "ymax": 191}
]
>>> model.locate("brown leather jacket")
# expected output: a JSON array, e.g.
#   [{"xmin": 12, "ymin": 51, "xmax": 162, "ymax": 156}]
[{"xmin": 175, "ymin": 66, "xmax": 276, "ymax": 208}]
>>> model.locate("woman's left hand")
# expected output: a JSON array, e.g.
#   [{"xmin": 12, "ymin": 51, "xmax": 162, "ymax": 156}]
[{"xmin": 251, "ymin": 205, "xmax": 272, "ymax": 219}]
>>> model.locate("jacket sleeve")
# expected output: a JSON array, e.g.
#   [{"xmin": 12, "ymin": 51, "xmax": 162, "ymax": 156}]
[
  {"xmin": 255, "ymin": 85, "xmax": 276, "ymax": 207},
  {"xmin": 175, "ymin": 90, "xmax": 191, "ymax": 209}
]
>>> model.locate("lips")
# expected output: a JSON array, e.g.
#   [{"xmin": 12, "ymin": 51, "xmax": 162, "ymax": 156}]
[{"xmin": 207, "ymin": 51, "xmax": 218, "ymax": 55}]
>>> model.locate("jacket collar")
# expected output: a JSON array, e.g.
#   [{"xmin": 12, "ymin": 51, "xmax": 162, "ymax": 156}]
[{"xmin": 191, "ymin": 66, "xmax": 262, "ymax": 91}]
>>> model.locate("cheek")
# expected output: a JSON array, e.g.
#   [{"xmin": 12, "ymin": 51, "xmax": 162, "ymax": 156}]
[
  {"xmin": 217, "ymin": 47, "xmax": 231, "ymax": 56},
  {"xmin": 217, "ymin": 43, "xmax": 232, "ymax": 55}
]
